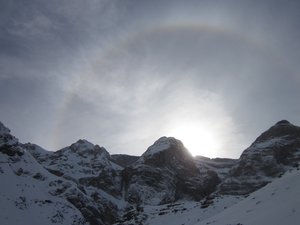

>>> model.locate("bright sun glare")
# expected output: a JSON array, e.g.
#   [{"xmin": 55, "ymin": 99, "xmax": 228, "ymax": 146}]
[{"xmin": 167, "ymin": 123, "xmax": 221, "ymax": 157}]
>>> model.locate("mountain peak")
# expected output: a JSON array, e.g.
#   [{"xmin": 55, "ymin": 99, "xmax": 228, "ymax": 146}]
[
  {"xmin": 0, "ymin": 121, "xmax": 18, "ymax": 146},
  {"xmin": 137, "ymin": 136, "xmax": 196, "ymax": 171},
  {"xmin": 142, "ymin": 136, "xmax": 185, "ymax": 158},
  {"xmin": 275, "ymin": 120, "xmax": 292, "ymax": 126},
  {"xmin": 71, "ymin": 139, "xmax": 95, "ymax": 150},
  {"xmin": 0, "ymin": 121, "xmax": 10, "ymax": 135},
  {"xmin": 58, "ymin": 139, "xmax": 110, "ymax": 159},
  {"xmin": 252, "ymin": 120, "xmax": 300, "ymax": 144}
]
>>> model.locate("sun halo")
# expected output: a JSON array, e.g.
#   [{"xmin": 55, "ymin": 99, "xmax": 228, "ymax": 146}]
[{"xmin": 166, "ymin": 123, "xmax": 221, "ymax": 158}]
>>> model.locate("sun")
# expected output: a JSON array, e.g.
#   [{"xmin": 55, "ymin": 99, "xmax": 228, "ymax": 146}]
[{"xmin": 166, "ymin": 123, "xmax": 221, "ymax": 157}]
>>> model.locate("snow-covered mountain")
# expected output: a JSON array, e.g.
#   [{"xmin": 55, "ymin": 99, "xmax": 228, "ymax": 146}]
[
  {"xmin": 219, "ymin": 120, "xmax": 300, "ymax": 195},
  {"xmin": 0, "ymin": 122, "xmax": 99, "ymax": 225},
  {"xmin": 24, "ymin": 139, "xmax": 127, "ymax": 225},
  {"xmin": 1, "ymin": 120, "xmax": 300, "ymax": 225}
]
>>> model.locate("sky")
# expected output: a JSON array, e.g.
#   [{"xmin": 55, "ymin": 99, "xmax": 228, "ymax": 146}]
[{"xmin": 1, "ymin": 0, "xmax": 300, "ymax": 158}]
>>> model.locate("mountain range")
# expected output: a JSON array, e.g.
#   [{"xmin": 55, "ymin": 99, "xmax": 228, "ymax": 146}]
[{"xmin": 1, "ymin": 119, "xmax": 300, "ymax": 225}]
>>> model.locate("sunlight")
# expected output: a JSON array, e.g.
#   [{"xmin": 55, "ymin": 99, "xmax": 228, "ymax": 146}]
[{"xmin": 166, "ymin": 123, "xmax": 221, "ymax": 157}]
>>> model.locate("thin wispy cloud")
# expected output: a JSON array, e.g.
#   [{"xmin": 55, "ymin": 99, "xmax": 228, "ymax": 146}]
[{"xmin": 1, "ymin": 0, "xmax": 300, "ymax": 158}]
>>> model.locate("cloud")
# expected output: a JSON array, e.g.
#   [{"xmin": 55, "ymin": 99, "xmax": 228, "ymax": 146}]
[
  {"xmin": 1, "ymin": 0, "xmax": 300, "ymax": 158},
  {"xmin": 56, "ymin": 9, "xmax": 300, "ymax": 156}
]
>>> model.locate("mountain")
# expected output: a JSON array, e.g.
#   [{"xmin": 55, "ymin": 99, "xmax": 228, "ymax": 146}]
[
  {"xmin": 1, "ymin": 120, "xmax": 300, "ymax": 225},
  {"xmin": 121, "ymin": 137, "xmax": 220, "ymax": 205},
  {"xmin": 219, "ymin": 120, "xmax": 300, "ymax": 195},
  {"xmin": 24, "ymin": 139, "xmax": 127, "ymax": 225},
  {"xmin": 0, "ymin": 122, "xmax": 100, "ymax": 225}
]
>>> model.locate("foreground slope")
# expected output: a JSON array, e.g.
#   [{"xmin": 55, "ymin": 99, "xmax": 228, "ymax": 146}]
[{"xmin": 197, "ymin": 169, "xmax": 300, "ymax": 225}]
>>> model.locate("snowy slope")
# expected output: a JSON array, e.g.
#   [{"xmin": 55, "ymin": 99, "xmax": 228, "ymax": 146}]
[
  {"xmin": 0, "ymin": 148, "xmax": 87, "ymax": 225},
  {"xmin": 0, "ymin": 122, "xmax": 113, "ymax": 225},
  {"xmin": 197, "ymin": 169, "xmax": 300, "ymax": 225},
  {"xmin": 0, "ymin": 125, "xmax": 88, "ymax": 225}
]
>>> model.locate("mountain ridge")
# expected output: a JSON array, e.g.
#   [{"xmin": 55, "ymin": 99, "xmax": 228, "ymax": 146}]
[{"xmin": 1, "ymin": 120, "xmax": 300, "ymax": 225}]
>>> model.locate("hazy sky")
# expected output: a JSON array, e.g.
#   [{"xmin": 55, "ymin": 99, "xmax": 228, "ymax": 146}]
[{"xmin": 1, "ymin": 0, "xmax": 300, "ymax": 158}]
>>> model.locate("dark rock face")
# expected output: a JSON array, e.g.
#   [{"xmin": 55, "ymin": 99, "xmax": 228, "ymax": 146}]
[
  {"xmin": 0, "ymin": 145, "xmax": 24, "ymax": 157},
  {"xmin": 141, "ymin": 137, "xmax": 197, "ymax": 171},
  {"xmin": 219, "ymin": 121, "xmax": 300, "ymax": 195}
]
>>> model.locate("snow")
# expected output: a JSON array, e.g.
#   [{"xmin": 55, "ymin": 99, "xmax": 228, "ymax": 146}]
[
  {"xmin": 38, "ymin": 139, "xmax": 122, "ymax": 180},
  {"xmin": 0, "ymin": 145, "xmax": 87, "ymax": 225},
  {"xmin": 252, "ymin": 136, "xmax": 289, "ymax": 149},
  {"xmin": 146, "ymin": 196, "xmax": 244, "ymax": 225},
  {"xmin": 84, "ymin": 186, "xmax": 128, "ymax": 210},
  {"xmin": 196, "ymin": 169, "xmax": 300, "ymax": 225},
  {"xmin": 143, "ymin": 137, "xmax": 172, "ymax": 156},
  {"xmin": 23, "ymin": 143, "xmax": 51, "ymax": 158}
]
